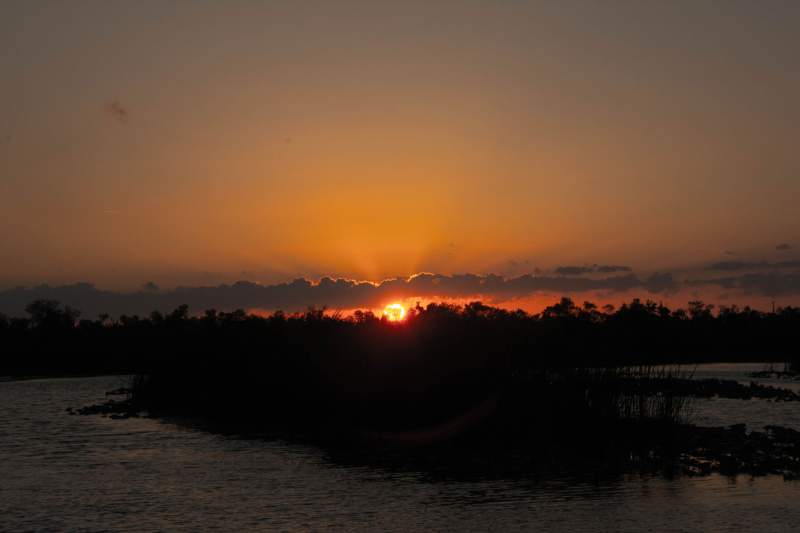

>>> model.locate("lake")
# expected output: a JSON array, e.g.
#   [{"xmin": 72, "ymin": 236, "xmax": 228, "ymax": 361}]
[{"xmin": 2, "ymin": 365, "xmax": 800, "ymax": 532}]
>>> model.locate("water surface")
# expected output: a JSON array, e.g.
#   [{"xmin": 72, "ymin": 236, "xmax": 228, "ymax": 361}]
[
  {"xmin": 689, "ymin": 362, "xmax": 800, "ymax": 430},
  {"xmin": 2, "ymin": 370, "xmax": 799, "ymax": 532}
]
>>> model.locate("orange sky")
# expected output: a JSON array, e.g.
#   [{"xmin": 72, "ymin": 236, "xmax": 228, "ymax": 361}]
[{"xmin": 1, "ymin": 1, "xmax": 798, "ymax": 311}]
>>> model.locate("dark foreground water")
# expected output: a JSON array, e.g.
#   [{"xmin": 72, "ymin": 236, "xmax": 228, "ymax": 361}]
[{"xmin": 2, "ymin": 367, "xmax": 800, "ymax": 532}]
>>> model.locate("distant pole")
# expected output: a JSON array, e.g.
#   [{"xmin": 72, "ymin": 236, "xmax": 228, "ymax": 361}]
[{"xmin": 772, "ymin": 300, "xmax": 775, "ymax": 314}]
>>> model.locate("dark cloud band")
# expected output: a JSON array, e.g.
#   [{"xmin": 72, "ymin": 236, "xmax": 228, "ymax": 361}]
[
  {"xmin": 2, "ymin": 266, "xmax": 797, "ymax": 318},
  {"xmin": 0, "ymin": 271, "xmax": 667, "ymax": 318}
]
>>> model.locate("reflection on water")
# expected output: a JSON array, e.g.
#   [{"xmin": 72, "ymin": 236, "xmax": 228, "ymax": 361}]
[
  {"xmin": 1, "ymin": 372, "xmax": 800, "ymax": 532},
  {"xmin": 690, "ymin": 363, "xmax": 800, "ymax": 430},
  {"xmin": 693, "ymin": 362, "xmax": 800, "ymax": 392}
]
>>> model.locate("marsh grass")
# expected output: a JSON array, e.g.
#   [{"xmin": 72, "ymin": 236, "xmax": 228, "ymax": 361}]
[{"xmin": 588, "ymin": 365, "xmax": 695, "ymax": 425}]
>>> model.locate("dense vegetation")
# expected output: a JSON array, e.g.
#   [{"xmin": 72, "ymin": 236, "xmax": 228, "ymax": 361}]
[{"xmin": 2, "ymin": 297, "xmax": 798, "ymax": 378}]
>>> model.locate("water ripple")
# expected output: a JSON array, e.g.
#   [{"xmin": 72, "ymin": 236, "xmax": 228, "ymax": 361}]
[{"xmin": 2, "ymin": 373, "xmax": 800, "ymax": 532}]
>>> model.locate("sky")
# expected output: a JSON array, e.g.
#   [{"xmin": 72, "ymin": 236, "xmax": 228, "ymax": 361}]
[{"xmin": 1, "ymin": 1, "xmax": 799, "ymax": 315}]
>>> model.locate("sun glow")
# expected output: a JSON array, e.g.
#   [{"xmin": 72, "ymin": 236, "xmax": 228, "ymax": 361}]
[{"xmin": 383, "ymin": 303, "xmax": 406, "ymax": 322}]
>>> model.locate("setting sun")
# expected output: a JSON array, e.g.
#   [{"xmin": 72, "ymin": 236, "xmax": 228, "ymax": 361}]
[{"xmin": 382, "ymin": 303, "xmax": 406, "ymax": 322}]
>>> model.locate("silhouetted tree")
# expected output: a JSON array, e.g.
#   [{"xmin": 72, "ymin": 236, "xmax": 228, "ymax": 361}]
[{"xmin": 25, "ymin": 299, "xmax": 80, "ymax": 330}]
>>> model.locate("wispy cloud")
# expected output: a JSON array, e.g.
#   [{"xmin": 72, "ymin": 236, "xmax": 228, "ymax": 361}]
[{"xmin": 105, "ymin": 100, "xmax": 129, "ymax": 123}]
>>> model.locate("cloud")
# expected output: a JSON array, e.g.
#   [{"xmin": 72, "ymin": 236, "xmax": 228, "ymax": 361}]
[
  {"xmin": 106, "ymin": 100, "xmax": 129, "ymax": 123},
  {"xmin": 554, "ymin": 264, "xmax": 632, "ymax": 276},
  {"xmin": 690, "ymin": 272, "xmax": 800, "ymax": 297},
  {"xmin": 554, "ymin": 266, "xmax": 593, "ymax": 276},
  {"xmin": 595, "ymin": 265, "xmax": 633, "ymax": 274},
  {"xmin": 708, "ymin": 260, "xmax": 800, "ymax": 271},
  {"xmin": 142, "ymin": 281, "xmax": 159, "ymax": 292},
  {"xmin": 709, "ymin": 261, "xmax": 767, "ymax": 271},
  {"xmin": 642, "ymin": 272, "xmax": 678, "ymax": 294},
  {"xmin": 3, "ymin": 263, "xmax": 798, "ymax": 318},
  {"xmin": 0, "ymin": 272, "xmax": 669, "ymax": 318},
  {"xmin": 776, "ymin": 243, "xmax": 792, "ymax": 251}
]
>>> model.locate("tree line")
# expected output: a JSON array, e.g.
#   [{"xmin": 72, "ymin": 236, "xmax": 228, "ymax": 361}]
[{"xmin": 1, "ymin": 297, "xmax": 798, "ymax": 378}]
